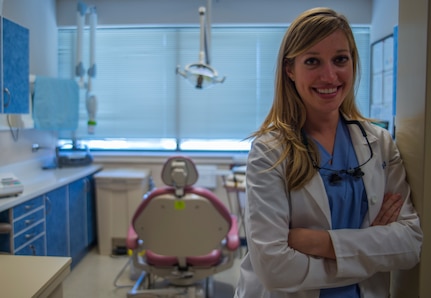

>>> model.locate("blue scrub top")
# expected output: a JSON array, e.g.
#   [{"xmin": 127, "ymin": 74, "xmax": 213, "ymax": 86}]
[{"xmin": 312, "ymin": 118, "xmax": 368, "ymax": 298}]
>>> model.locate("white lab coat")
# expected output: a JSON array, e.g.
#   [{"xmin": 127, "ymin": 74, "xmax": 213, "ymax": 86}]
[{"xmin": 235, "ymin": 120, "xmax": 423, "ymax": 298}]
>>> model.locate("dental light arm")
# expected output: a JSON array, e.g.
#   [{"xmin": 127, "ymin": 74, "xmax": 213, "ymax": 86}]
[
  {"xmin": 204, "ymin": 0, "xmax": 212, "ymax": 65},
  {"xmin": 76, "ymin": 1, "xmax": 98, "ymax": 134},
  {"xmin": 199, "ymin": 7, "xmax": 207, "ymax": 66},
  {"xmin": 176, "ymin": 2, "xmax": 225, "ymax": 89},
  {"xmin": 87, "ymin": 6, "xmax": 97, "ymax": 89},
  {"xmin": 76, "ymin": 1, "xmax": 86, "ymax": 87},
  {"xmin": 86, "ymin": 6, "xmax": 97, "ymax": 134}
]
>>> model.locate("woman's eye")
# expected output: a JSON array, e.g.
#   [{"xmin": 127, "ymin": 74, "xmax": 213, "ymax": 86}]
[
  {"xmin": 304, "ymin": 58, "xmax": 318, "ymax": 65},
  {"xmin": 334, "ymin": 55, "xmax": 350, "ymax": 64}
]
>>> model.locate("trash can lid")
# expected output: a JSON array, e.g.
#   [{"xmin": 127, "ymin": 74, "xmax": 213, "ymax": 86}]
[{"xmin": 94, "ymin": 168, "xmax": 150, "ymax": 180}]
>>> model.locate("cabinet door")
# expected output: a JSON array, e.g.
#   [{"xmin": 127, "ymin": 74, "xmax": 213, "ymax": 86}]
[
  {"xmin": 2, "ymin": 17, "xmax": 29, "ymax": 114},
  {"xmin": 68, "ymin": 178, "xmax": 87, "ymax": 267},
  {"xmin": 45, "ymin": 186, "xmax": 68, "ymax": 256}
]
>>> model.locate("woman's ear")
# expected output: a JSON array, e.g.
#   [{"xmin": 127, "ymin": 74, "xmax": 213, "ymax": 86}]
[{"xmin": 285, "ymin": 65, "xmax": 295, "ymax": 82}]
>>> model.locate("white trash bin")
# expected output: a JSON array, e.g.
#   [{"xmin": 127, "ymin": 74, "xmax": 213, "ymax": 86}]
[{"xmin": 94, "ymin": 168, "xmax": 151, "ymax": 255}]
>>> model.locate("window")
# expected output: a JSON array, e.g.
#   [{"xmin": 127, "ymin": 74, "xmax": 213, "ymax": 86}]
[{"xmin": 58, "ymin": 25, "xmax": 370, "ymax": 152}]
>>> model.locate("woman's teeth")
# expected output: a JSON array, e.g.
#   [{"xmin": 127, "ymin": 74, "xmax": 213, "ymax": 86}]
[{"xmin": 317, "ymin": 88, "xmax": 337, "ymax": 94}]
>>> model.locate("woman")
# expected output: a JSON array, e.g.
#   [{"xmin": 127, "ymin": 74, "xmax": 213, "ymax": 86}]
[{"xmin": 235, "ymin": 7, "xmax": 422, "ymax": 298}]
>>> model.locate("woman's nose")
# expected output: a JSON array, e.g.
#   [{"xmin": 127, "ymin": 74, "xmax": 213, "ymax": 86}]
[{"xmin": 319, "ymin": 64, "xmax": 337, "ymax": 82}]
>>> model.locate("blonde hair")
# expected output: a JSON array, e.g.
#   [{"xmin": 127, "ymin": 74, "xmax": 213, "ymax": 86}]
[{"xmin": 252, "ymin": 7, "xmax": 366, "ymax": 190}]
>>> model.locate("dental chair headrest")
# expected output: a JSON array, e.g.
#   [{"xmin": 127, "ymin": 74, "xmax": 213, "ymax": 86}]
[{"xmin": 161, "ymin": 156, "xmax": 198, "ymax": 190}]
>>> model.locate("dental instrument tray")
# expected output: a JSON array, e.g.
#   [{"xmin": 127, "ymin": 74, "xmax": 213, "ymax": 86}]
[{"xmin": 56, "ymin": 143, "xmax": 93, "ymax": 168}]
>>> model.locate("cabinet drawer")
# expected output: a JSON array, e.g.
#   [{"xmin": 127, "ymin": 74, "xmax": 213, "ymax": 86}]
[
  {"xmin": 13, "ymin": 196, "xmax": 44, "ymax": 219},
  {"xmin": 14, "ymin": 221, "xmax": 44, "ymax": 250},
  {"xmin": 13, "ymin": 208, "xmax": 44, "ymax": 233},
  {"xmin": 14, "ymin": 235, "xmax": 46, "ymax": 256}
]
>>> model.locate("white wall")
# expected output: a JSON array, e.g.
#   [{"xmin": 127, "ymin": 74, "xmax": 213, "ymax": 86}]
[{"xmin": 371, "ymin": 0, "xmax": 399, "ymax": 43}]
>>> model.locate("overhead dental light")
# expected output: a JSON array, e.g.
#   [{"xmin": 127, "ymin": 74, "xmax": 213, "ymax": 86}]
[
  {"xmin": 76, "ymin": 1, "xmax": 98, "ymax": 134},
  {"xmin": 176, "ymin": 1, "xmax": 225, "ymax": 89}
]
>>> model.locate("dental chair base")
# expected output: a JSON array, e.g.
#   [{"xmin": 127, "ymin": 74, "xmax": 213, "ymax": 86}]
[{"xmin": 127, "ymin": 270, "xmax": 213, "ymax": 298}]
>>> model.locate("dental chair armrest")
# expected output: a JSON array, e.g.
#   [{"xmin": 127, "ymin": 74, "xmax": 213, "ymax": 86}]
[
  {"xmin": 126, "ymin": 225, "xmax": 139, "ymax": 250},
  {"xmin": 226, "ymin": 215, "xmax": 240, "ymax": 251}
]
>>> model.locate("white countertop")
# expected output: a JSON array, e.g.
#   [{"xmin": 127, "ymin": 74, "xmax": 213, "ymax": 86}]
[
  {"xmin": 0, "ymin": 255, "xmax": 71, "ymax": 298},
  {"xmin": 0, "ymin": 159, "xmax": 103, "ymax": 212}
]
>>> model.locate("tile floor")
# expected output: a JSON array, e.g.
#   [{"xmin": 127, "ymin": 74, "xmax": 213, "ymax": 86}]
[{"xmin": 63, "ymin": 247, "xmax": 242, "ymax": 298}]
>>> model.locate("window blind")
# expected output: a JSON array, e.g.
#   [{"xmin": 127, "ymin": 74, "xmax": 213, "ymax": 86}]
[{"xmin": 58, "ymin": 25, "xmax": 370, "ymax": 151}]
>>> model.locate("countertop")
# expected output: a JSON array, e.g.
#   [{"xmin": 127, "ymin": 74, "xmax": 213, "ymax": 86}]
[
  {"xmin": 0, "ymin": 254, "xmax": 71, "ymax": 298},
  {"xmin": 0, "ymin": 159, "xmax": 103, "ymax": 213}
]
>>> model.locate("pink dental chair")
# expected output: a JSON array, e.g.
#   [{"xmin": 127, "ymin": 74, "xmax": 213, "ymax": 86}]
[{"xmin": 126, "ymin": 156, "xmax": 240, "ymax": 297}]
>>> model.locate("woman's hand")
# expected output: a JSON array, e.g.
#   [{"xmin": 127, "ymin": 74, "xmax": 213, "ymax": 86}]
[
  {"xmin": 288, "ymin": 228, "xmax": 336, "ymax": 259},
  {"xmin": 288, "ymin": 193, "xmax": 403, "ymax": 259},
  {"xmin": 372, "ymin": 192, "xmax": 403, "ymax": 226}
]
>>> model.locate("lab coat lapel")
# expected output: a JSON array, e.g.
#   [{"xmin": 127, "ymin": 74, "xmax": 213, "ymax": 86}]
[
  {"xmin": 348, "ymin": 122, "xmax": 371, "ymax": 172},
  {"xmin": 348, "ymin": 121, "xmax": 381, "ymax": 224},
  {"xmin": 301, "ymin": 174, "xmax": 332, "ymax": 229}
]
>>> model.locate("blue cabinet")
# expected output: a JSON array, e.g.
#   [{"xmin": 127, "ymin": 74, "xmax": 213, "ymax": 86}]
[
  {"xmin": 11, "ymin": 196, "xmax": 46, "ymax": 256},
  {"xmin": 68, "ymin": 178, "xmax": 88, "ymax": 267},
  {"xmin": 14, "ymin": 234, "xmax": 45, "ymax": 256},
  {"xmin": 0, "ymin": 174, "xmax": 98, "ymax": 268},
  {"xmin": 1, "ymin": 17, "xmax": 30, "ymax": 114},
  {"xmin": 45, "ymin": 186, "xmax": 68, "ymax": 257},
  {"xmin": 45, "ymin": 176, "xmax": 96, "ymax": 268},
  {"xmin": 14, "ymin": 222, "xmax": 45, "ymax": 255},
  {"xmin": 86, "ymin": 176, "xmax": 97, "ymax": 246},
  {"xmin": 68, "ymin": 176, "xmax": 97, "ymax": 267}
]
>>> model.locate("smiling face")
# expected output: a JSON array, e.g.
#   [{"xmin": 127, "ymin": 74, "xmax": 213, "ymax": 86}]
[{"xmin": 286, "ymin": 29, "xmax": 354, "ymax": 120}]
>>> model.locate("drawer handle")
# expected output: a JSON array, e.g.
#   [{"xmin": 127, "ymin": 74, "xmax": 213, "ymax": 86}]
[
  {"xmin": 29, "ymin": 244, "xmax": 36, "ymax": 256},
  {"xmin": 24, "ymin": 219, "xmax": 34, "ymax": 225},
  {"xmin": 45, "ymin": 196, "xmax": 52, "ymax": 214},
  {"xmin": 25, "ymin": 233, "xmax": 35, "ymax": 239},
  {"xmin": 3, "ymin": 87, "xmax": 10, "ymax": 108},
  {"xmin": 24, "ymin": 205, "xmax": 33, "ymax": 210}
]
